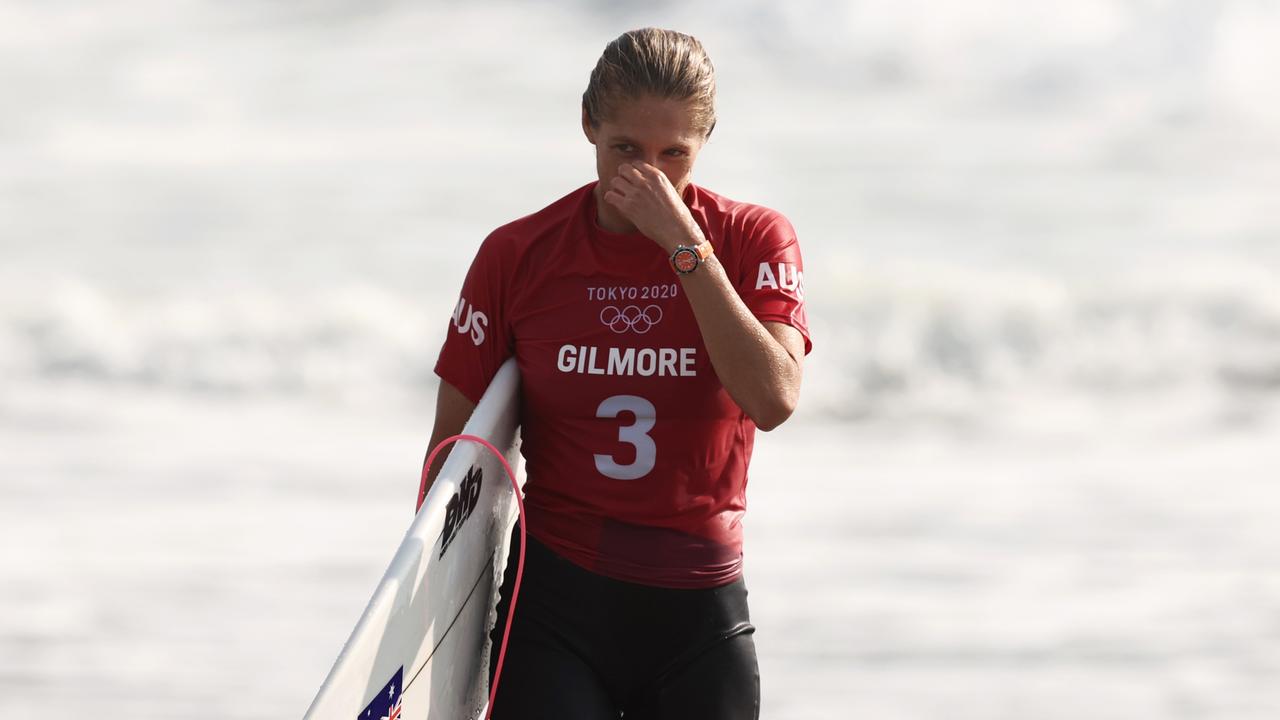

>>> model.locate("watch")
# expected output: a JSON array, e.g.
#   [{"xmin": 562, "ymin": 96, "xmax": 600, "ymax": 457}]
[{"xmin": 669, "ymin": 240, "xmax": 713, "ymax": 275}]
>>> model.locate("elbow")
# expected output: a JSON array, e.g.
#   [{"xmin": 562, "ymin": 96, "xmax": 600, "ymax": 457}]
[
  {"xmin": 751, "ymin": 393, "xmax": 798, "ymax": 432},
  {"xmin": 743, "ymin": 361, "xmax": 803, "ymax": 431}
]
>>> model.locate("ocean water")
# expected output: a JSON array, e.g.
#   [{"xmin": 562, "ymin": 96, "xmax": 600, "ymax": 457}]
[{"xmin": 2, "ymin": 1, "xmax": 1279, "ymax": 718}]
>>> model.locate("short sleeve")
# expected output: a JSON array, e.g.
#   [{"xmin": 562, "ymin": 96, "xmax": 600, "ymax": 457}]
[
  {"xmin": 433, "ymin": 232, "xmax": 515, "ymax": 404},
  {"xmin": 735, "ymin": 212, "xmax": 813, "ymax": 355}
]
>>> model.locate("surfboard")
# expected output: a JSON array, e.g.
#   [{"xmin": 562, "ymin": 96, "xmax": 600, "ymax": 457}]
[{"xmin": 304, "ymin": 358, "xmax": 522, "ymax": 720}]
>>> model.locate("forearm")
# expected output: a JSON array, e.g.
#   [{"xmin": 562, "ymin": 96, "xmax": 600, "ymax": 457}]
[
  {"xmin": 677, "ymin": 253, "xmax": 801, "ymax": 430},
  {"xmin": 601, "ymin": 161, "xmax": 803, "ymax": 428},
  {"xmin": 420, "ymin": 380, "xmax": 476, "ymax": 509}
]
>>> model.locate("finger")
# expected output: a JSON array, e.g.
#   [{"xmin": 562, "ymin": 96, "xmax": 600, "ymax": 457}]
[
  {"xmin": 633, "ymin": 161, "xmax": 662, "ymax": 179},
  {"xmin": 651, "ymin": 167, "xmax": 675, "ymax": 188},
  {"xmin": 618, "ymin": 163, "xmax": 646, "ymax": 182},
  {"xmin": 603, "ymin": 188, "xmax": 626, "ymax": 207},
  {"xmin": 631, "ymin": 163, "xmax": 670, "ymax": 191},
  {"xmin": 609, "ymin": 174, "xmax": 635, "ymax": 194}
]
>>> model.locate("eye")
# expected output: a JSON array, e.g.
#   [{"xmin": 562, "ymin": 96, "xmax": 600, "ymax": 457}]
[
  {"xmin": 614, "ymin": 143, "xmax": 637, "ymax": 154},
  {"xmin": 664, "ymin": 148, "xmax": 688, "ymax": 158}
]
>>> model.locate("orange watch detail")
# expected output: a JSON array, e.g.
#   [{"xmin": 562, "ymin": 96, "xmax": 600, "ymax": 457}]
[{"xmin": 669, "ymin": 240, "xmax": 713, "ymax": 275}]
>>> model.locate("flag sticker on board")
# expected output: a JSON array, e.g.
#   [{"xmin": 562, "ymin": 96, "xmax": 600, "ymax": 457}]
[{"xmin": 357, "ymin": 666, "xmax": 404, "ymax": 720}]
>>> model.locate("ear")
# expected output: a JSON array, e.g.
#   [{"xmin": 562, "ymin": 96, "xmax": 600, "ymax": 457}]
[{"xmin": 582, "ymin": 106, "xmax": 597, "ymax": 145}]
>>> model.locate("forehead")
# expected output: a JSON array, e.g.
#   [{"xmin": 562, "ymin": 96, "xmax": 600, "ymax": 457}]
[{"xmin": 599, "ymin": 95, "xmax": 705, "ymax": 144}]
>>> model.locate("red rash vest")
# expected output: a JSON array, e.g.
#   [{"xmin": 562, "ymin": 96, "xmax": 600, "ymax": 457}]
[{"xmin": 434, "ymin": 181, "xmax": 811, "ymax": 589}]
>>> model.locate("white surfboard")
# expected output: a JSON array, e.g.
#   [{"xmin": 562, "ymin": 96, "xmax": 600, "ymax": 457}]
[{"xmin": 304, "ymin": 359, "xmax": 522, "ymax": 720}]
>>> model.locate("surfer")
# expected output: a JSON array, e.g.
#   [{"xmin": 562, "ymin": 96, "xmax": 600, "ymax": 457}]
[{"xmin": 427, "ymin": 27, "xmax": 811, "ymax": 719}]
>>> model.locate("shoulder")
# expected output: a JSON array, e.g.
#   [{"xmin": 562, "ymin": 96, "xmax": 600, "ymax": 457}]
[
  {"xmin": 689, "ymin": 184, "xmax": 798, "ymax": 248},
  {"xmin": 481, "ymin": 183, "xmax": 593, "ymax": 253}
]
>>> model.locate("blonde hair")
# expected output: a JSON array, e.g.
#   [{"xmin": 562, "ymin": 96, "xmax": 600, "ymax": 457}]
[{"xmin": 582, "ymin": 28, "xmax": 717, "ymax": 137}]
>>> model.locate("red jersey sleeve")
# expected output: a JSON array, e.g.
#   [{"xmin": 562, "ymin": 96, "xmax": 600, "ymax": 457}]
[
  {"xmin": 735, "ymin": 211, "xmax": 813, "ymax": 355},
  {"xmin": 433, "ymin": 231, "xmax": 515, "ymax": 404}
]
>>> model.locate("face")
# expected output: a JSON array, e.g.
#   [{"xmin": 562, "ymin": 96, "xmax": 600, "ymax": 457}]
[{"xmin": 582, "ymin": 94, "xmax": 709, "ymax": 198}]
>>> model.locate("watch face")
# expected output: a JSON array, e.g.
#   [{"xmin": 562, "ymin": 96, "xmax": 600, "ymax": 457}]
[{"xmin": 673, "ymin": 249, "xmax": 698, "ymax": 273}]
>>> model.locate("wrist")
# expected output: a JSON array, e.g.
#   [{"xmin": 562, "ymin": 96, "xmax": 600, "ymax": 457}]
[{"xmin": 657, "ymin": 213, "xmax": 706, "ymax": 252}]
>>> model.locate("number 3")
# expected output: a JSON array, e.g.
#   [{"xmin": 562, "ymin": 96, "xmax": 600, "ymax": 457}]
[{"xmin": 594, "ymin": 395, "xmax": 656, "ymax": 480}]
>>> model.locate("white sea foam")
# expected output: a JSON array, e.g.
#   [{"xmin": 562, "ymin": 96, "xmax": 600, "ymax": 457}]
[{"xmin": 4, "ymin": 261, "xmax": 1276, "ymax": 432}]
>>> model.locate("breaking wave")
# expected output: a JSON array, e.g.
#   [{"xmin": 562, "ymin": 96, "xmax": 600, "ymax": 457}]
[{"xmin": 5, "ymin": 262, "xmax": 1277, "ymax": 427}]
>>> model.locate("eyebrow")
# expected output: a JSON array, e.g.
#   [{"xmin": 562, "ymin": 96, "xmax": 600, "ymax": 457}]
[{"xmin": 609, "ymin": 135, "xmax": 693, "ymax": 151}]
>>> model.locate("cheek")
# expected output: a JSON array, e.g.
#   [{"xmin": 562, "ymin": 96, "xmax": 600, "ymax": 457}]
[
  {"xmin": 660, "ymin": 158, "xmax": 695, "ymax": 186},
  {"xmin": 596, "ymin": 150, "xmax": 623, "ymax": 176}
]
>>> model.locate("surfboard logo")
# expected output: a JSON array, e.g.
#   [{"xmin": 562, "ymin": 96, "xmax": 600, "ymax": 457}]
[
  {"xmin": 357, "ymin": 666, "xmax": 403, "ymax": 720},
  {"xmin": 439, "ymin": 465, "xmax": 482, "ymax": 558}
]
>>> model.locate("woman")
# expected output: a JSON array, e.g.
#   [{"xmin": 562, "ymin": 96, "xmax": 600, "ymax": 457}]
[{"xmin": 426, "ymin": 28, "xmax": 811, "ymax": 719}]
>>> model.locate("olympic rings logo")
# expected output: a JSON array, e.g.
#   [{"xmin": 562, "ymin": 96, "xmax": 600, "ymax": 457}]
[{"xmin": 599, "ymin": 304, "xmax": 664, "ymax": 334}]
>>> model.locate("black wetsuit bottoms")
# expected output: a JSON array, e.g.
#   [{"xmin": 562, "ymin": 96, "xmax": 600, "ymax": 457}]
[{"xmin": 487, "ymin": 530, "xmax": 760, "ymax": 720}]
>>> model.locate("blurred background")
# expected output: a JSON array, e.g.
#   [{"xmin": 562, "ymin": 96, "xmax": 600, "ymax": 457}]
[{"xmin": 2, "ymin": 1, "xmax": 1279, "ymax": 717}]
